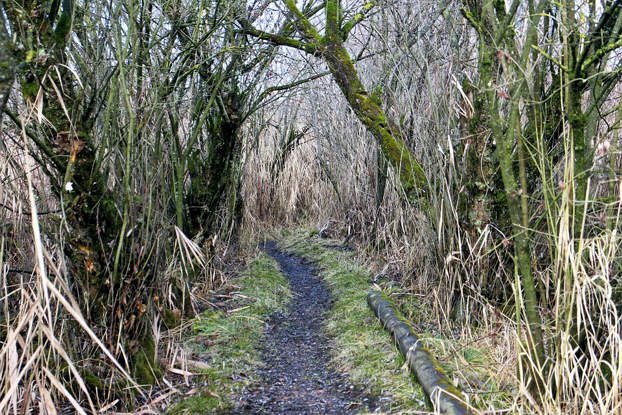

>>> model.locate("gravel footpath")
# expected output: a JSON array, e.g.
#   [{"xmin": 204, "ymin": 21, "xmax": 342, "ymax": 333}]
[{"xmin": 232, "ymin": 241, "xmax": 375, "ymax": 414}]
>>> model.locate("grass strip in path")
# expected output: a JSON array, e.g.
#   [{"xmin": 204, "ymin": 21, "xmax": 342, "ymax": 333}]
[
  {"xmin": 280, "ymin": 229, "xmax": 515, "ymax": 413},
  {"xmin": 234, "ymin": 241, "xmax": 375, "ymax": 414}
]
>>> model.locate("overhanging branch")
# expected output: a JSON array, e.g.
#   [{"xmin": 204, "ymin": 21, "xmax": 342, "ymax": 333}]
[{"xmin": 238, "ymin": 18, "xmax": 320, "ymax": 55}]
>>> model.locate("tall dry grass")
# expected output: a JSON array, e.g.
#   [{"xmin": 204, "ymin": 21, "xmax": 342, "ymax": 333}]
[{"xmin": 0, "ymin": 109, "xmax": 140, "ymax": 413}]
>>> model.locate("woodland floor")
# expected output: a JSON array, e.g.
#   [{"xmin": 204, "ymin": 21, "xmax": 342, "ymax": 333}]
[{"xmin": 231, "ymin": 241, "xmax": 377, "ymax": 414}]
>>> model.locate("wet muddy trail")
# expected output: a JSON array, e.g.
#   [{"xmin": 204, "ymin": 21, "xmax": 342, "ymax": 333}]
[{"xmin": 232, "ymin": 242, "xmax": 375, "ymax": 414}]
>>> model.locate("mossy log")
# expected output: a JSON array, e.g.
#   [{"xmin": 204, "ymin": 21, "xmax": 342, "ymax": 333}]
[{"xmin": 367, "ymin": 291, "xmax": 470, "ymax": 415}]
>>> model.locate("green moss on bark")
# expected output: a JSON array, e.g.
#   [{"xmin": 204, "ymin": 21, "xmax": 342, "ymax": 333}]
[
  {"xmin": 322, "ymin": 41, "xmax": 428, "ymax": 199},
  {"xmin": 132, "ymin": 335, "xmax": 163, "ymax": 385}
]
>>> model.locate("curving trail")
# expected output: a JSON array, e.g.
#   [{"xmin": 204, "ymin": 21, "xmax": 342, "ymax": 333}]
[{"xmin": 233, "ymin": 242, "xmax": 375, "ymax": 414}]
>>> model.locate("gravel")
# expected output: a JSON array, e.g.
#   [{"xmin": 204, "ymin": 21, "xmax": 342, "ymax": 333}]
[{"xmin": 232, "ymin": 241, "xmax": 376, "ymax": 414}]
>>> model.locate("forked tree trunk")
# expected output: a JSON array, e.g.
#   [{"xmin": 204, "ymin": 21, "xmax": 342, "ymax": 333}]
[{"xmin": 242, "ymin": 0, "xmax": 429, "ymax": 201}]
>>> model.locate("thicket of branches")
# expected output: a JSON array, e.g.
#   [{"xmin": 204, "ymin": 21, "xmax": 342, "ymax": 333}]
[
  {"xmin": 1, "ymin": 0, "xmax": 622, "ymax": 413},
  {"xmin": 244, "ymin": 0, "xmax": 622, "ymax": 413},
  {"xmin": 0, "ymin": 0, "xmax": 282, "ymax": 411}
]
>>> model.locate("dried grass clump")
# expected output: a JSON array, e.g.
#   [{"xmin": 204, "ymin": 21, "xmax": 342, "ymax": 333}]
[{"xmin": 0, "ymin": 133, "xmax": 137, "ymax": 413}]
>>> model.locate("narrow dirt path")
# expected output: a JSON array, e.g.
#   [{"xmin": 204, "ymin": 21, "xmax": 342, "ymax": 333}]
[{"xmin": 233, "ymin": 242, "xmax": 375, "ymax": 414}]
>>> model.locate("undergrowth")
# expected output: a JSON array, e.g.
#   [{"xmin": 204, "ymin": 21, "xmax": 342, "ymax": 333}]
[
  {"xmin": 398, "ymin": 294, "xmax": 515, "ymax": 411},
  {"xmin": 168, "ymin": 228, "xmax": 513, "ymax": 413},
  {"xmin": 168, "ymin": 253, "xmax": 290, "ymax": 414}
]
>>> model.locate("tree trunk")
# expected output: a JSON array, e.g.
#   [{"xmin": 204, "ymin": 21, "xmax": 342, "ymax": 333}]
[
  {"xmin": 461, "ymin": 0, "xmax": 548, "ymax": 393},
  {"xmin": 187, "ymin": 93, "xmax": 243, "ymax": 235},
  {"xmin": 0, "ymin": 12, "xmax": 15, "ymax": 121},
  {"xmin": 320, "ymin": 38, "xmax": 427, "ymax": 200},
  {"xmin": 3, "ymin": 0, "xmax": 162, "ymax": 385},
  {"xmin": 368, "ymin": 291, "xmax": 470, "ymax": 415}
]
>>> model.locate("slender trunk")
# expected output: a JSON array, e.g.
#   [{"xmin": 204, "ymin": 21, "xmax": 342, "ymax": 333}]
[
  {"xmin": 0, "ymin": 12, "xmax": 15, "ymax": 121},
  {"xmin": 373, "ymin": 148, "xmax": 388, "ymax": 241},
  {"xmin": 489, "ymin": 86, "xmax": 546, "ymax": 372},
  {"xmin": 563, "ymin": 0, "xmax": 589, "ymax": 236},
  {"xmin": 462, "ymin": 0, "xmax": 548, "ymax": 392}
]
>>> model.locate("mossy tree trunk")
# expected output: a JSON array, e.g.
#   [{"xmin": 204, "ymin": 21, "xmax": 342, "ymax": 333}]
[
  {"xmin": 457, "ymin": 76, "xmax": 508, "ymax": 301},
  {"xmin": 187, "ymin": 89, "xmax": 244, "ymax": 235},
  {"xmin": 462, "ymin": 0, "xmax": 622, "ymax": 397},
  {"xmin": 560, "ymin": 0, "xmax": 622, "ymax": 235},
  {"xmin": 556, "ymin": 0, "xmax": 622, "ymax": 390},
  {"xmin": 241, "ymin": 0, "xmax": 428, "ymax": 201},
  {"xmin": 3, "ymin": 0, "xmax": 120, "ymax": 316},
  {"xmin": 3, "ymin": 0, "xmax": 161, "ymax": 385},
  {"xmin": 0, "ymin": 14, "xmax": 15, "ymax": 120},
  {"xmin": 461, "ymin": 0, "xmax": 548, "ymax": 391}
]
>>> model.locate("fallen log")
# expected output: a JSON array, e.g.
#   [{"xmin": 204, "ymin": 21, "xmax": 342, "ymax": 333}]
[{"xmin": 367, "ymin": 290, "xmax": 470, "ymax": 415}]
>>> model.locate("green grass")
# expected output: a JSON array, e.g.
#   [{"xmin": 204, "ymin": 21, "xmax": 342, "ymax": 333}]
[
  {"xmin": 280, "ymin": 229, "xmax": 428, "ymax": 412},
  {"xmin": 167, "ymin": 253, "xmax": 291, "ymax": 414}
]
